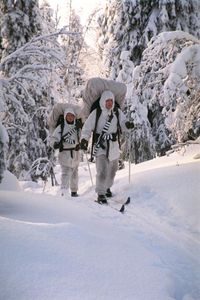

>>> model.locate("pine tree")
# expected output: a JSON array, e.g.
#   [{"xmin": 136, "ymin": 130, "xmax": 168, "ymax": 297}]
[
  {"xmin": 130, "ymin": 31, "xmax": 200, "ymax": 158},
  {"xmin": 62, "ymin": 8, "xmax": 85, "ymax": 101},
  {"xmin": 97, "ymin": 0, "xmax": 200, "ymax": 80},
  {"xmin": 0, "ymin": 1, "xmax": 67, "ymax": 180},
  {"xmin": 0, "ymin": 0, "xmax": 42, "ymax": 61},
  {"xmin": 40, "ymin": 0, "xmax": 56, "ymax": 34},
  {"xmin": 115, "ymin": 50, "xmax": 155, "ymax": 163},
  {"xmin": 0, "ymin": 1, "xmax": 42, "ymax": 178},
  {"xmin": 96, "ymin": 0, "xmax": 200, "ymax": 162},
  {"xmin": 0, "ymin": 91, "xmax": 9, "ymax": 183}
]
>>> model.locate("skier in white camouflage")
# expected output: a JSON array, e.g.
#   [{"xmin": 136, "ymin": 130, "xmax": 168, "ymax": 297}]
[
  {"xmin": 51, "ymin": 107, "xmax": 82, "ymax": 197},
  {"xmin": 80, "ymin": 90, "xmax": 134, "ymax": 204}
]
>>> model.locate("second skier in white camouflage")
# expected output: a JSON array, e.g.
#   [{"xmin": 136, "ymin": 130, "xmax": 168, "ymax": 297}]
[{"xmin": 80, "ymin": 90, "xmax": 134, "ymax": 203}]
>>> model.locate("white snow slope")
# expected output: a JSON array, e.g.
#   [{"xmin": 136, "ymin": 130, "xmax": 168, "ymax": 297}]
[{"xmin": 0, "ymin": 144, "xmax": 200, "ymax": 300}]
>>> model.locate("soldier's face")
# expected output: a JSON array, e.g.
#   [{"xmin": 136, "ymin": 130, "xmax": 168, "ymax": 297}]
[
  {"xmin": 105, "ymin": 99, "xmax": 113, "ymax": 109},
  {"xmin": 66, "ymin": 113, "xmax": 75, "ymax": 123}
]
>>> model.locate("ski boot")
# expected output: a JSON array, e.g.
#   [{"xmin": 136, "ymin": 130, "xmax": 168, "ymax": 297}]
[
  {"xmin": 71, "ymin": 192, "xmax": 78, "ymax": 197},
  {"xmin": 105, "ymin": 188, "xmax": 112, "ymax": 198},
  {"xmin": 97, "ymin": 194, "xmax": 108, "ymax": 204}
]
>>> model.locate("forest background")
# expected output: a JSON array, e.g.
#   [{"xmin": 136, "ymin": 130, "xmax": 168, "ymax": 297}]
[{"xmin": 0, "ymin": 0, "xmax": 200, "ymax": 184}]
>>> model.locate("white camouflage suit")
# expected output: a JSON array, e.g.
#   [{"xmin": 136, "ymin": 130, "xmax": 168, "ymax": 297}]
[
  {"xmin": 81, "ymin": 90, "xmax": 128, "ymax": 196},
  {"xmin": 51, "ymin": 108, "xmax": 80, "ymax": 194}
]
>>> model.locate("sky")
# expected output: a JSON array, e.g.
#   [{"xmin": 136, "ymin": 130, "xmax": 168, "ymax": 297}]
[
  {"xmin": 0, "ymin": 143, "xmax": 200, "ymax": 300},
  {"xmin": 43, "ymin": 0, "xmax": 103, "ymax": 26},
  {"xmin": 39, "ymin": 0, "xmax": 103, "ymax": 48}
]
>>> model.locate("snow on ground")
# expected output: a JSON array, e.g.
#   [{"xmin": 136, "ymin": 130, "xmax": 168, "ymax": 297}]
[{"xmin": 0, "ymin": 144, "xmax": 200, "ymax": 300}]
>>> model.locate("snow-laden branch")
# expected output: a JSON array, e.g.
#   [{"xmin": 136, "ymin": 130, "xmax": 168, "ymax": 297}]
[
  {"xmin": 5, "ymin": 123, "xmax": 27, "ymax": 134},
  {"xmin": 30, "ymin": 106, "xmax": 47, "ymax": 121},
  {"xmin": 166, "ymin": 139, "xmax": 200, "ymax": 156},
  {"xmin": 0, "ymin": 28, "xmax": 78, "ymax": 109},
  {"xmin": 14, "ymin": 76, "xmax": 43, "ymax": 84},
  {"xmin": 0, "ymin": 28, "xmax": 80, "ymax": 69},
  {"xmin": 164, "ymin": 44, "xmax": 200, "ymax": 104},
  {"xmin": 2, "ymin": 47, "xmax": 66, "ymax": 68},
  {"xmin": 9, "ymin": 64, "xmax": 52, "ymax": 81},
  {"xmin": 13, "ymin": 79, "xmax": 36, "ymax": 105},
  {"xmin": 4, "ymin": 94, "xmax": 28, "ymax": 118},
  {"xmin": 28, "ymin": 157, "xmax": 55, "ymax": 182}
]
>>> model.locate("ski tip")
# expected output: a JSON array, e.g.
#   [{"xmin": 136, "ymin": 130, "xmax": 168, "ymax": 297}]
[
  {"xmin": 119, "ymin": 204, "xmax": 125, "ymax": 213},
  {"xmin": 125, "ymin": 197, "xmax": 131, "ymax": 205}
]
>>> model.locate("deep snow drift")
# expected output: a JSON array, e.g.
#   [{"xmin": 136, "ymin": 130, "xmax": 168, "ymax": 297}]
[{"xmin": 0, "ymin": 144, "xmax": 200, "ymax": 300}]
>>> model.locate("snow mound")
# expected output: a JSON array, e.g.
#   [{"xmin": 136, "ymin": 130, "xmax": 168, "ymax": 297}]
[{"xmin": 0, "ymin": 170, "xmax": 21, "ymax": 191}]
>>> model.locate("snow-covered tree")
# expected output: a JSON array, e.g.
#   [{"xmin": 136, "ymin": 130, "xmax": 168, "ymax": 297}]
[
  {"xmin": 0, "ymin": 1, "xmax": 43, "ymax": 178},
  {"xmin": 115, "ymin": 50, "xmax": 154, "ymax": 163},
  {"xmin": 96, "ymin": 0, "xmax": 200, "ymax": 162},
  {"xmin": 0, "ymin": 30, "xmax": 69, "ymax": 178},
  {"xmin": 61, "ymin": 8, "xmax": 85, "ymax": 101},
  {"xmin": 40, "ymin": 0, "xmax": 56, "ymax": 34},
  {"xmin": 0, "ymin": 1, "xmax": 72, "ymax": 180},
  {"xmin": 97, "ymin": 0, "xmax": 200, "ymax": 80},
  {"xmin": 130, "ymin": 31, "xmax": 200, "ymax": 159},
  {"xmin": 0, "ymin": 124, "xmax": 8, "ymax": 183},
  {"xmin": 0, "ymin": 0, "xmax": 42, "ymax": 61},
  {"xmin": 0, "ymin": 0, "xmax": 87, "ymax": 182},
  {"xmin": 0, "ymin": 88, "xmax": 9, "ymax": 183}
]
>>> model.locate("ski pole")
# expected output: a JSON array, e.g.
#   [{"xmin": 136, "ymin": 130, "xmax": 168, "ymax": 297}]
[
  {"xmin": 128, "ymin": 126, "xmax": 136, "ymax": 184},
  {"xmin": 127, "ymin": 104, "xmax": 132, "ymax": 184},
  {"xmin": 85, "ymin": 152, "xmax": 94, "ymax": 187},
  {"xmin": 128, "ymin": 131, "xmax": 131, "ymax": 184}
]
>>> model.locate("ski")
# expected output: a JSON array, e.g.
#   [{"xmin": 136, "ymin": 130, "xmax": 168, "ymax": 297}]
[
  {"xmin": 95, "ymin": 196, "xmax": 131, "ymax": 213},
  {"xmin": 119, "ymin": 196, "xmax": 131, "ymax": 213}
]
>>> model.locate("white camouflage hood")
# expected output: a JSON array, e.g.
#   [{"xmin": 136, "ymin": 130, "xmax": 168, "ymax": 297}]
[
  {"xmin": 64, "ymin": 107, "xmax": 76, "ymax": 117},
  {"xmin": 99, "ymin": 90, "xmax": 115, "ymax": 113}
]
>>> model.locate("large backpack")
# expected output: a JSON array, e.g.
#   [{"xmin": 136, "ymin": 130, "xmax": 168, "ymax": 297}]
[
  {"xmin": 81, "ymin": 77, "xmax": 127, "ymax": 118},
  {"xmin": 48, "ymin": 102, "xmax": 83, "ymax": 134},
  {"xmin": 81, "ymin": 77, "xmax": 127, "ymax": 159},
  {"xmin": 48, "ymin": 102, "xmax": 83, "ymax": 152}
]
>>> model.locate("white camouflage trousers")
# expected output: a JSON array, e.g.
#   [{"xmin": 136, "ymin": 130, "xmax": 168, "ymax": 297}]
[
  {"xmin": 60, "ymin": 165, "xmax": 78, "ymax": 192},
  {"xmin": 95, "ymin": 154, "xmax": 118, "ymax": 195}
]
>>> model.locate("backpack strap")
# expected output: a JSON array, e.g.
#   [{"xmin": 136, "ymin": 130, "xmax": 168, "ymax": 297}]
[
  {"xmin": 57, "ymin": 115, "xmax": 65, "ymax": 152},
  {"xmin": 93, "ymin": 111, "xmax": 114, "ymax": 156},
  {"xmin": 90, "ymin": 106, "xmax": 102, "ymax": 161},
  {"xmin": 75, "ymin": 119, "xmax": 82, "ymax": 143},
  {"xmin": 114, "ymin": 107, "xmax": 122, "ymax": 149},
  {"xmin": 59, "ymin": 117, "xmax": 81, "ymax": 153},
  {"xmin": 90, "ymin": 105, "xmax": 122, "ymax": 160}
]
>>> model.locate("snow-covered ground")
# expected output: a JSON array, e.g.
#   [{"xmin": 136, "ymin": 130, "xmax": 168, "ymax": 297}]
[{"xmin": 0, "ymin": 144, "xmax": 200, "ymax": 300}]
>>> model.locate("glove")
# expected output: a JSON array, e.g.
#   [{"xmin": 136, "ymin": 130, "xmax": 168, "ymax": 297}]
[
  {"xmin": 76, "ymin": 118, "xmax": 83, "ymax": 129},
  {"xmin": 80, "ymin": 139, "xmax": 88, "ymax": 151},
  {"xmin": 53, "ymin": 142, "xmax": 61, "ymax": 149},
  {"xmin": 125, "ymin": 121, "xmax": 134, "ymax": 129},
  {"xmin": 75, "ymin": 144, "xmax": 80, "ymax": 151}
]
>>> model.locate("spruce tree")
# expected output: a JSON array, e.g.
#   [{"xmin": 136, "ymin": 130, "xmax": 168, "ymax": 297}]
[
  {"xmin": 96, "ymin": 0, "xmax": 200, "ymax": 162},
  {"xmin": 62, "ymin": 8, "xmax": 85, "ymax": 101},
  {"xmin": 0, "ymin": 92, "xmax": 9, "ymax": 183},
  {"xmin": 130, "ymin": 31, "xmax": 200, "ymax": 158},
  {"xmin": 0, "ymin": 0, "xmax": 65, "ymax": 180},
  {"xmin": 97, "ymin": 0, "xmax": 200, "ymax": 79}
]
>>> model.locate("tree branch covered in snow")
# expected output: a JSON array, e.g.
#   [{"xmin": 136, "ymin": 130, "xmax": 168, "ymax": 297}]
[
  {"xmin": 0, "ymin": 0, "xmax": 86, "ymax": 181},
  {"xmin": 0, "ymin": 122, "xmax": 9, "ymax": 183},
  {"xmin": 166, "ymin": 138, "xmax": 200, "ymax": 157},
  {"xmin": 0, "ymin": 29, "xmax": 80, "ymax": 73},
  {"xmin": 130, "ymin": 31, "xmax": 200, "ymax": 160},
  {"xmin": 96, "ymin": 0, "xmax": 200, "ymax": 79},
  {"xmin": 0, "ymin": 26, "xmax": 81, "ymax": 179}
]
